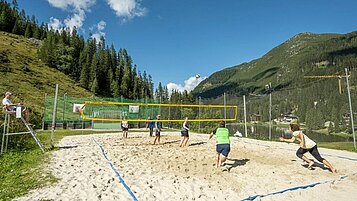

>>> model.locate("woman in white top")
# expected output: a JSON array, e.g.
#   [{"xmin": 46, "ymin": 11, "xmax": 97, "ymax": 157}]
[
  {"xmin": 280, "ymin": 123, "xmax": 337, "ymax": 173},
  {"xmin": 121, "ymin": 117, "xmax": 129, "ymax": 138},
  {"xmin": 179, "ymin": 117, "xmax": 189, "ymax": 147}
]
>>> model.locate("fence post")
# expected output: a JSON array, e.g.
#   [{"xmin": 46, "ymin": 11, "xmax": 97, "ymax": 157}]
[{"xmin": 51, "ymin": 84, "xmax": 59, "ymax": 149}]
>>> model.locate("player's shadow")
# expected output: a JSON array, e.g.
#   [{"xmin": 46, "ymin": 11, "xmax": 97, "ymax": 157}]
[
  {"xmin": 162, "ymin": 140, "xmax": 181, "ymax": 145},
  {"xmin": 127, "ymin": 136, "xmax": 144, "ymax": 139},
  {"xmin": 58, "ymin": 145, "xmax": 78, "ymax": 149},
  {"xmin": 302, "ymin": 162, "xmax": 330, "ymax": 171},
  {"xmin": 189, "ymin": 142, "xmax": 207, "ymax": 146},
  {"xmin": 224, "ymin": 158, "xmax": 250, "ymax": 171}
]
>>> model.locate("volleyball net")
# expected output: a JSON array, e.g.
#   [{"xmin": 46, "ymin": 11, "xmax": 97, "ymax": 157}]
[
  {"xmin": 42, "ymin": 95, "xmax": 238, "ymax": 130},
  {"xmin": 79, "ymin": 101, "xmax": 238, "ymax": 122}
]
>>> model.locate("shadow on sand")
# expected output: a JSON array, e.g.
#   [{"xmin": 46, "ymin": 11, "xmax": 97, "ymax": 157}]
[
  {"xmin": 162, "ymin": 140, "xmax": 181, "ymax": 145},
  {"xmin": 189, "ymin": 142, "xmax": 207, "ymax": 146},
  {"xmin": 224, "ymin": 158, "xmax": 250, "ymax": 171},
  {"xmin": 302, "ymin": 162, "xmax": 330, "ymax": 171},
  {"xmin": 58, "ymin": 145, "xmax": 78, "ymax": 149}
]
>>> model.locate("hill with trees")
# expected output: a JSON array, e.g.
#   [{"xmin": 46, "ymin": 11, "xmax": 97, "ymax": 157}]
[{"xmin": 193, "ymin": 31, "xmax": 357, "ymax": 131}]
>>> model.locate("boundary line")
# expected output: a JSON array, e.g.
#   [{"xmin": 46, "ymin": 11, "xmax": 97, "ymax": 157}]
[
  {"xmin": 92, "ymin": 137, "xmax": 139, "ymax": 201},
  {"xmin": 240, "ymin": 173, "xmax": 356, "ymax": 201}
]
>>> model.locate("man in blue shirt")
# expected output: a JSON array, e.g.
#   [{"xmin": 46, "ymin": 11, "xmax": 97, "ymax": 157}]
[
  {"xmin": 153, "ymin": 115, "xmax": 161, "ymax": 145},
  {"xmin": 146, "ymin": 116, "xmax": 154, "ymax": 137}
]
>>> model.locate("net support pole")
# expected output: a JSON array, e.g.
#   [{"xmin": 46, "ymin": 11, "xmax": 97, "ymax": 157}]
[
  {"xmin": 269, "ymin": 87, "xmax": 272, "ymax": 140},
  {"xmin": 345, "ymin": 68, "xmax": 356, "ymax": 150},
  {"xmin": 50, "ymin": 84, "xmax": 59, "ymax": 149},
  {"xmin": 160, "ymin": 96, "xmax": 162, "ymax": 116},
  {"xmin": 42, "ymin": 93, "xmax": 47, "ymax": 130},
  {"xmin": 62, "ymin": 93, "xmax": 67, "ymax": 127},
  {"xmin": 198, "ymin": 96, "xmax": 201, "ymax": 133},
  {"xmin": 243, "ymin": 95, "xmax": 248, "ymax": 137},
  {"xmin": 224, "ymin": 92, "xmax": 227, "ymax": 126},
  {"xmin": 180, "ymin": 100, "xmax": 182, "ymax": 119},
  {"xmin": 169, "ymin": 100, "xmax": 171, "ymax": 121}
]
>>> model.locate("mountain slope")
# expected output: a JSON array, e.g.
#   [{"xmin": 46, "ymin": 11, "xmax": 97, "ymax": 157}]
[
  {"xmin": 193, "ymin": 31, "xmax": 357, "ymax": 97},
  {"xmin": 0, "ymin": 32, "xmax": 92, "ymax": 123}
]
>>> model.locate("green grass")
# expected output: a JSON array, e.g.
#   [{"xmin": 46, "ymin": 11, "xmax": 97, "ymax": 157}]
[
  {"xmin": 319, "ymin": 141, "xmax": 357, "ymax": 152},
  {"xmin": 0, "ymin": 149, "xmax": 56, "ymax": 201}
]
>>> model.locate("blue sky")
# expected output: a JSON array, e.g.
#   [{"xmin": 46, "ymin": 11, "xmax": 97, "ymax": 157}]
[{"xmin": 16, "ymin": 0, "xmax": 357, "ymax": 92}]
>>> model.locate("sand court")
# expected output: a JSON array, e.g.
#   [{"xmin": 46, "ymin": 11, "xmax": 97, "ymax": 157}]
[{"xmin": 15, "ymin": 132, "xmax": 357, "ymax": 201}]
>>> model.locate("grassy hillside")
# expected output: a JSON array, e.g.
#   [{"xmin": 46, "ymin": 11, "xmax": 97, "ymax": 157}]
[{"xmin": 0, "ymin": 32, "xmax": 92, "ymax": 124}]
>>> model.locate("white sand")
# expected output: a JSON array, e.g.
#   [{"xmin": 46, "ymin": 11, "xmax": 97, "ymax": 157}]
[{"xmin": 14, "ymin": 132, "xmax": 357, "ymax": 201}]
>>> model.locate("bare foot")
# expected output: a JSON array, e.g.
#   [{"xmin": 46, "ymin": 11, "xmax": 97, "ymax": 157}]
[{"xmin": 308, "ymin": 161, "xmax": 314, "ymax": 170}]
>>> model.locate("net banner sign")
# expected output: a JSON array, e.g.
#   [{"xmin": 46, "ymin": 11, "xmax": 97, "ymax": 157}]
[
  {"xmin": 73, "ymin": 104, "xmax": 85, "ymax": 113},
  {"xmin": 129, "ymin": 105, "xmax": 139, "ymax": 113},
  {"xmin": 16, "ymin": 106, "xmax": 22, "ymax": 118}
]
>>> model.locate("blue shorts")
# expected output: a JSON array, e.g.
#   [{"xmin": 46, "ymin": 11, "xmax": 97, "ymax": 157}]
[{"xmin": 216, "ymin": 144, "xmax": 230, "ymax": 157}]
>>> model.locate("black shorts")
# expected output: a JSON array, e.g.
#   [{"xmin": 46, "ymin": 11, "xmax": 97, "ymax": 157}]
[
  {"xmin": 122, "ymin": 128, "xmax": 128, "ymax": 131},
  {"xmin": 181, "ymin": 130, "xmax": 189, "ymax": 137},
  {"xmin": 155, "ymin": 129, "xmax": 161, "ymax": 136},
  {"xmin": 296, "ymin": 145, "xmax": 325, "ymax": 163},
  {"xmin": 216, "ymin": 144, "xmax": 230, "ymax": 157}
]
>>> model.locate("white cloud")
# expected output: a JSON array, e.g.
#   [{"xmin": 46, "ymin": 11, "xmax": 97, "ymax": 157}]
[
  {"xmin": 90, "ymin": 20, "xmax": 106, "ymax": 41},
  {"xmin": 64, "ymin": 9, "xmax": 86, "ymax": 31},
  {"xmin": 97, "ymin": 20, "xmax": 106, "ymax": 31},
  {"xmin": 167, "ymin": 76, "xmax": 206, "ymax": 95},
  {"xmin": 106, "ymin": 0, "xmax": 147, "ymax": 21},
  {"xmin": 47, "ymin": 0, "xmax": 96, "ymax": 31},
  {"xmin": 48, "ymin": 17, "xmax": 63, "ymax": 31},
  {"xmin": 47, "ymin": 0, "xmax": 96, "ymax": 10}
]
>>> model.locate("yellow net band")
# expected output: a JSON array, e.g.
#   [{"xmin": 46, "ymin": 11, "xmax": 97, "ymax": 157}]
[
  {"xmin": 84, "ymin": 118, "xmax": 237, "ymax": 122},
  {"xmin": 82, "ymin": 101, "xmax": 237, "ymax": 108}
]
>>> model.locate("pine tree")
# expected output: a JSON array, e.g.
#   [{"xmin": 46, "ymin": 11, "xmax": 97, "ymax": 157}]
[
  {"xmin": 11, "ymin": 18, "xmax": 22, "ymax": 34},
  {"xmin": 91, "ymin": 76, "xmax": 99, "ymax": 95},
  {"xmin": 69, "ymin": 27, "xmax": 84, "ymax": 80},
  {"xmin": 79, "ymin": 51, "xmax": 91, "ymax": 89},
  {"xmin": 33, "ymin": 26, "xmax": 40, "ymax": 39},
  {"xmin": 38, "ymin": 31, "xmax": 57, "ymax": 68},
  {"xmin": 11, "ymin": 0, "xmax": 18, "ymax": 10},
  {"xmin": 111, "ymin": 70, "xmax": 120, "ymax": 97},
  {"xmin": 60, "ymin": 28, "xmax": 69, "ymax": 45},
  {"xmin": 148, "ymin": 75, "xmax": 154, "ymax": 98},
  {"xmin": 110, "ymin": 44, "xmax": 117, "ymax": 69},
  {"xmin": 24, "ymin": 21, "xmax": 32, "ymax": 38},
  {"xmin": 0, "ymin": 7, "xmax": 14, "ymax": 32},
  {"xmin": 90, "ymin": 53, "xmax": 98, "ymax": 85},
  {"xmin": 121, "ymin": 64, "xmax": 131, "ymax": 98},
  {"xmin": 132, "ymin": 65, "xmax": 139, "ymax": 99},
  {"xmin": 157, "ymin": 82, "xmax": 163, "ymax": 99}
]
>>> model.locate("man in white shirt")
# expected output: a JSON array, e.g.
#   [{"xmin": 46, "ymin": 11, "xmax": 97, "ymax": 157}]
[
  {"xmin": 2, "ymin": 92, "xmax": 16, "ymax": 112},
  {"xmin": 2, "ymin": 92, "xmax": 30, "ymax": 123}
]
